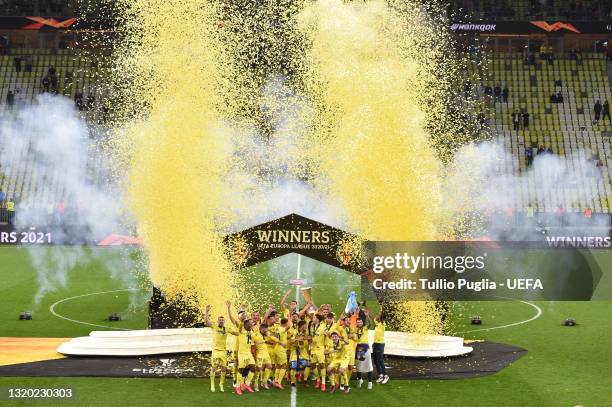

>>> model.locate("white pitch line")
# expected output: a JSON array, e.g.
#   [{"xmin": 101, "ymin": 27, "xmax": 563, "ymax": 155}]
[
  {"xmin": 457, "ymin": 300, "xmax": 543, "ymax": 334},
  {"xmin": 49, "ymin": 288, "xmax": 143, "ymax": 331},
  {"xmin": 290, "ymin": 385, "xmax": 297, "ymax": 407}
]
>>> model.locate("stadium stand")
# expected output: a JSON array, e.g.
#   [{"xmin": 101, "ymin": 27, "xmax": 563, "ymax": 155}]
[
  {"xmin": 0, "ymin": 47, "xmax": 110, "ymax": 224},
  {"xmin": 449, "ymin": 0, "xmax": 612, "ymax": 21},
  {"xmin": 469, "ymin": 49, "xmax": 611, "ymax": 213},
  {"xmin": 0, "ymin": 1, "xmax": 73, "ymax": 16},
  {"xmin": 0, "ymin": 48, "xmax": 105, "ymax": 112}
]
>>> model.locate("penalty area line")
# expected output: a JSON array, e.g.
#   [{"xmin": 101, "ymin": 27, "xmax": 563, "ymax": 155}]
[{"xmin": 49, "ymin": 288, "xmax": 143, "ymax": 331}]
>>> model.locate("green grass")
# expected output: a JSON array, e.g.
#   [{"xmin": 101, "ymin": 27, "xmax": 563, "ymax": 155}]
[{"xmin": 0, "ymin": 246, "xmax": 611, "ymax": 406}]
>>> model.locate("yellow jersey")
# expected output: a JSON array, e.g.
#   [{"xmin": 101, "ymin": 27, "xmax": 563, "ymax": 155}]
[
  {"xmin": 211, "ymin": 323, "xmax": 229, "ymax": 352},
  {"xmin": 287, "ymin": 326, "xmax": 298, "ymax": 351},
  {"xmin": 252, "ymin": 331, "xmax": 270, "ymax": 358},
  {"xmin": 356, "ymin": 326, "xmax": 369, "ymax": 345},
  {"xmin": 267, "ymin": 323, "xmax": 279, "ymax": 352},
  {"xmin": 321, "ymin": 321, "xmax": 336, "ymax": 348},
  {"xmin": 277, "ymin": 325, "xmax": 289, "ymax": 348},
  {"xmin": 337, "ymin": 324, "xmax": 349, "ymax": 340},
  {"xmin": 344, "ymin": 325, "xmax": 357, "ymax": 350},
  {"xmin": 236, "ymin": 324, "xmax": 254, "ymax": 355},
  {"xmin": 328, "ymin": 340, "xmax": 347, "ymax": 362},
  {"xmin": 311, "ymin": 323, "xmax": 327, "ymax": 350},
  {"xmin": 374, "ymin": 321, "xmax": 385, "ymax": 344},
  {"xmin": 296, "ymin": 331, "xmax": 310, "ymax": 357}
]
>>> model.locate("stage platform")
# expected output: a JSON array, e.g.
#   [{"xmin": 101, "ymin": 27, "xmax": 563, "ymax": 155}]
[
  {"xmin": 56, "ymin": 328, "xmax": 473, "ymax": 358},
  {"xmin": 0, "ymin": 340, "xmax": 526, "ymax": 380}
]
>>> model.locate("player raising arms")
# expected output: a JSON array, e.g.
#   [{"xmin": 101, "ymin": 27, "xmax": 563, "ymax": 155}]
[
  {"xmin": 203, "ymin": 304, "xmax": 234, "ymax": 393},
  {"xmin": 325, "ymin": 331, "xmax": 350, "ymax": 393},
  {"xmin": 339, "ymin": 315, "xmax": 356, "ymax": 391},
  {"xmin": 225, "ymin": 301, "xmax": 256, "ymax": 396},
  {"xmin": 280, "ymin": 288, "xmax": 298, "ymax": 319}
]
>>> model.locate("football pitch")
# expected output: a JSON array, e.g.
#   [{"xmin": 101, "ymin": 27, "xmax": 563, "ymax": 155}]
[{"xmin": 0, "ymin": 246, "xmax": 611, "ymax": 406}]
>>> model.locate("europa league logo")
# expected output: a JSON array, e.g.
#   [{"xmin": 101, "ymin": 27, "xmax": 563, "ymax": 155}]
[{"xmin": 336, "ymin": 240, "xmax": 354, "ymax": 266}]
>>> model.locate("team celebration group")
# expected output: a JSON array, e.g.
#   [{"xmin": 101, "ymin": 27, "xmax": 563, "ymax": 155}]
[{"xmin": 203, "ymin": 289, "xmax": 390, "ymax": 395}]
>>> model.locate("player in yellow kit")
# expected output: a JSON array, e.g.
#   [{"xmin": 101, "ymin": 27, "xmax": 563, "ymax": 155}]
[
  {"xmin": 321, "ymin": 312, "xmax": 337, "ymax": 363},
  {"xmin": 226, "ymin": 301, "xmax": 256, "ymax": 396},
  {"xmin": 203, "ymin": 305, "xmax": 233, "ymax": 393},
  {"xmin": 270, "ymin": 317, "xmax": 289, "ymax": 389},
  {"xmin": 252, "ymin": 323, "xmax": 274, "ymax": 391},
  {"xmin": 309, "ymin": 313, "xmax": 328, "ymax": 391},
  {"xmin": 289, "ymin": 320, "xmax": 311, "ymax": 388},
  {"xmin": 340, "ymin": 315, "xmax": 356, "ymax": 391},
  {"xmin": 325, "ymin": 331, "xmax": 350, "ymax": 394},
  {"xmin": 280, "ymin": 288, "xmax": 298, "ymax": 319}
]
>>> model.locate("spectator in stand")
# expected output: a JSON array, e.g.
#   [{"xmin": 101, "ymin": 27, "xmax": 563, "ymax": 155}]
[
  {"xmin": 74, "ymin": 91, "xmax": 84, "ymax": 111},
  {"xmin": 570, "ymin": 48, "xmax": 580, "ymax": 61},
  {"xmin": 512, "ymin": 110, "xmax": 521, "ymax": 131},
  {"xmin": 526, "ymin": 204, "xmax": 535, "ymax": 218},
  {"xmin": 525, "ymin": 147, "xmax": 534, "ymax": 167},
  {"xmin": 86, "ymin": 94, "xmax": 95, "ymax": 110},
  {"xmin": 536, "ymin": 145, "xmax": 545, "ymax": 155},
  {"xmin": 539, "ymin": 43, "xmax": 547, "ymax": 59},
  {"xmin": 546, "ymin": 45, "xmax": 554, "ymax": 64},
  {"xmin": 24, "ymin": 55, "xmax": 32, "ymax": 73},
  {"xmin": 550, "ymin": 92, "xmax": 558, "ymax": 103},
  {"xmin": 42, "ymin": 76, "xmax": 50, "ymax": 93},
  {"xmin": 596, "ymin": 159, "xmax": 604, "ymax": 176},
  {"xmin": 594, "ymin": 100, "xmax": 602, "ymax": 123},
  {"xmin": 6, "ymin": 90, "xmax": 14, "ymax": 108},
  {"xmin": 502, "ymin": 85, "xmax": 509, "ymax": 103},
  {"xmin": 493, "ymin": 84, "xmax": 501, "ymax": 103},
  {"xmin": 50, "ymin": 75, "xmax": 59, "ymax": 94},
  {"xmin": 603, "ymin": 100, "xmax": 611, "ymax": 123},
  {"xmin": 584, "ymin": 207, "xmax": 593, "ymax": 218},
  {"xmin": 484, "ymin": 85, "xmax": 493, "ymax": 97},
  {"xmin": 556, "ymin": 91, "xmax": 563, "ymax": 103},
  {"xmin": 13, "ymin": 56, "xmax": 21, "ymax": 72},
  {"xmin": 556, "ymin": 204, "xmax": 566, "ymax": 226},
  {"xmin": 522, "ymin": 110, "xmax": 530, "ymax": 130},
  {"xmin": 546, "ymin": 146, "xmax": 553, "ymax": 154},
  {"xmin": 6, "ymin": 197, "xmax": 14, "ymax": 225},
  {"xmin": 0, "ymin": 189, "xmax": 5, "ymax": 204},
  {"xmin": 464, "ymin": 79, "xmax": 472, "ymax": 97}
]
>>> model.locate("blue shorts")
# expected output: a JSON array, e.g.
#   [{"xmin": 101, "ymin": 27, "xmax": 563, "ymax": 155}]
[{"xmin": 290, "ymin": 359, "xmax": 310, "ymax": 370}]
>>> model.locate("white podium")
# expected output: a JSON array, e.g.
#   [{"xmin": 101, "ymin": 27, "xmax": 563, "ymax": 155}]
[{"xmin": 57, "ymin": 328, "xmax": 472, "ymax": 358}]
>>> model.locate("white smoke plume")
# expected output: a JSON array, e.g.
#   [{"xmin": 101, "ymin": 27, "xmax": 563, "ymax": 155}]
[
  {"xmin": 443, "ymin": 139, "xmax": 610, "ymax": 240},
  {"xmin": 0, "ymin": 94, "xmax": 136, "ymax": 305},
  {"xmin": 222, "ymin": 76, "xmax": 343, "ymax": 231}
]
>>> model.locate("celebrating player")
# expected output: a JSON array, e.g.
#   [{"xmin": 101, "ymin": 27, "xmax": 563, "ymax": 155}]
[
  {"xmin": 310, "ymin": 313, "xmax": 327, "ymax": 391},
  {"xmin": 226, "ymin": 301, "xmax": 256, "ymax": 395},
  {"xmin": 203, "ymin": 305, "xmax": 233, "ymax": 393},
  {"xmin": 252, "ymin": 323, "xmax": 273, "ymax": 391},
  {"xmin": 325, "ymin": 331, "xmax": 350, "ymax": 393}
]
